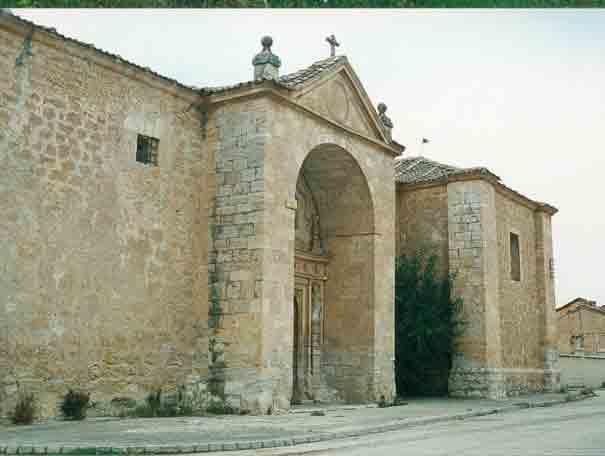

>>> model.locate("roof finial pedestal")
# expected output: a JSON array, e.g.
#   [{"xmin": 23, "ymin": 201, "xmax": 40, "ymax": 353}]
[{"xmin": 253, "ymin": 36, "xmax": 281, "ymax": 81}]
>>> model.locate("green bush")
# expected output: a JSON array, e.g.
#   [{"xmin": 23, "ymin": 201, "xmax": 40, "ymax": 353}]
[
  {"xmin": 146, "ymin": 389, "xmax": 162, "ymax": 416},
  {"xmin": 111, "ymin": 396, "xmax": 137, "ymax": 409},
  {"xmin": 11, "ymin": 392, "xmax": 36, "ymax": 425},
  {"xmin": 394, "ymin": 250, "xmax": 463, "ymax": 396},
  {"xmin": 122, "ymin": 389, "xmax": 195, "ymax": 418},
  {"xmin": 60, "ymin": 389, "xmax": 90, "ymax": 420}
]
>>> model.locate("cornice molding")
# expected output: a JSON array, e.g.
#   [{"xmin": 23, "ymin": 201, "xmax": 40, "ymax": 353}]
[{"xmin": 398, "ymin": 170, "xmax": 558, "ymax": 215}]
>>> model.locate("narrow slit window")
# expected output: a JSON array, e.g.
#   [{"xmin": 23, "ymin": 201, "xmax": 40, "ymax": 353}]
[
  {"xmin": 510, "ymin": 232, "xmax": 521, "ymax": 282},
  {"xmin": 136, "ymin": 134, "xmax": 159, "ymax": 166}
]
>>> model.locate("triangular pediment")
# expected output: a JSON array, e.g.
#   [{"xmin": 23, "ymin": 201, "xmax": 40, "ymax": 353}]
[{"xmin": 293, "ymin": 64, "xmax": 387, "ymax": 142}]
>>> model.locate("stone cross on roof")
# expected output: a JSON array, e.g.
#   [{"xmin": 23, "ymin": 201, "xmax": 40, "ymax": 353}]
[{"xmin": 326, "ymin": 34, "xmax": 340, "ymax": 57}]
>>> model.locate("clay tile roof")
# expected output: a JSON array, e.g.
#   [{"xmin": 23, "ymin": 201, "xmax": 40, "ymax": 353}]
[
  {"xmin": 278, "ymin": 55, "xmax": 347, "ymax": 88},
  {"xmin": 394, "ymin": 156, "xmax": 497, "ymax": 185},
  {"xmin": 395, "ymin": 156, "xmax": 557, "ymax": 214},
  {"xmin": 202, "ymin": 55, "xmax": 346, "ymax": 95},
  {"xmin": 558, "ymin": 297, "xmax": 600, "ymax": 312}
]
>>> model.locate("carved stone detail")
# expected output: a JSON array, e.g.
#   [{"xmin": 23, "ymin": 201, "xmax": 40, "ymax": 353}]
[{"xmin": 377, "ymin": 102, "xmax": 393, "ymax": 142}]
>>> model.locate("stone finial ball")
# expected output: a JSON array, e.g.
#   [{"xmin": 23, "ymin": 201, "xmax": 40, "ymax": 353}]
[
  {"xmin": 261, "ymin": 36, "xmax": 273, "ymax": 49},
  {"xmin": 377, "ymin": 103, "xmax": 387, "ymax": 114}
]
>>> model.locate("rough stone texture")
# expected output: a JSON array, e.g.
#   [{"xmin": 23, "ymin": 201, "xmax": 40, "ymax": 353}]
[
  {"xmin": 446, "ymin": 180, "xmax": 504, "ymax": 398},
  {"xmin": 1, "ymin": 11, "xmax": 560, "ymax": 417},
  {"xmin": 262, "ymin": 81, "xmax": 396, "ymax": 406},
  {"xmin": 398, "ymin": 174, "xmax": 559, "ymax": 399},
  {"xmin": 188, "ymin": 49, "xmax": 397, "ymax": 411},
  {"xmin": 533, "ymin": 206, "xmax": 560, "ymax": 392},
  {"xmin": 0, "ymin": 17, "xmax": 398, "ymax": 418},
  {"xmin": 495, "ymin": 190, "xmax": 543, "ymax": 394},
  {"xmin": 446, "ymin": 180, "xmax": 560, "ymax": 398},
  {"xmin": 396, "ymin": 182, "xmax": 449, "ymax": 276},
  {"xmin": 203, "ymin": 98, "xmax": 278, "ymax": 414},
  {"xmin": 0, "ymin": 23, "xmax": 209, "ymax": 417}
]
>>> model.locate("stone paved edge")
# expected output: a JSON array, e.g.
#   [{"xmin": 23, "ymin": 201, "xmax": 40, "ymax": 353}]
[{"xmin": 1, "ymin": 394, "xmax": 594, "ymax": 455}]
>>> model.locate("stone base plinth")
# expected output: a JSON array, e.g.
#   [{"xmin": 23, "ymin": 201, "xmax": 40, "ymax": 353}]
[{"xmin": 449, "ymin": 367, "xmax": 556, "ymax": 399}]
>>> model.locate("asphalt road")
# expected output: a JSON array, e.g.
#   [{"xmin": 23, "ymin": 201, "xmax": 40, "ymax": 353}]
[{"xmin": 225, "ymin": 393, "xmax": 605, "ymax": 456}]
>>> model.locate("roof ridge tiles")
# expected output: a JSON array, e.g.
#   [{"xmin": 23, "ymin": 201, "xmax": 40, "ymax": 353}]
[
  {"xmin": 2, "ymin": 11, "xmax": 347, "ymax": 98},
  {"xmin": 202, "ymin": 55, "xmax": 346, "ymax": 94}
]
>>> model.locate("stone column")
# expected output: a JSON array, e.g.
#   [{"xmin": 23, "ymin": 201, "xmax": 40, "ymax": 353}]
[
  {"xmin": 447, "ymin": 179, "xmax": 504, "ymax": 399},
  {"xmin": 534, "ymin": 209, "xmax": 561, "ymax": 392}
]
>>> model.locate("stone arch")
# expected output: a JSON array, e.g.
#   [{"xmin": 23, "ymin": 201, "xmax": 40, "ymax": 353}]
[
  {"xmin": 291, "ymin": 143, "xmax": 377, "ymax": 403},
  {"xmin": 294, "ymin": 143, "xmax": 375, "ymax": 238}
]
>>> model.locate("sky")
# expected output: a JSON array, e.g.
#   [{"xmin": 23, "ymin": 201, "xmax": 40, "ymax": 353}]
[{"xmin": 16, "ymin": 9, "xmax": 605, "ymax": 308}]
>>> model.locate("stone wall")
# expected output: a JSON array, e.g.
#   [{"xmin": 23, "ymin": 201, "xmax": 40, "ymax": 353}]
[
  {"xmin": 494, "ymin": 190, "xmax": 544, "ymax": 395},
  {"xmin": 396, "ymin": 183, "xmax": 449, "ymax": 275},
  {"xmin": 203, "ymin": 97, "xmax": 281, "ymax": 414},
  {"xmin": 0, "ymin": 22, "xmax": 209, "ymax": 417},
  {"xmin": 560, "ymin": 353, "xmax": 605, "ymax": 389},
  {"xmin": 266, "ymin": 92, "xmax": 396, "ymax": 406},
  {"xmin": 447, "ymin": 178, "xmax": 559, "ymax": 398},
  {"xmin": 447, "ymin": 180, "xmax": 504, "ymax": 398},
  {"xmin": 534, "ymin": 209, "xmax": 560, "ymax": 392}
]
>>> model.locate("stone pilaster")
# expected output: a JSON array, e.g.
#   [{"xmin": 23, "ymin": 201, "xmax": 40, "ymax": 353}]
[
  {"xmin": 447, "ymin": 180, "xmax": 504, "ymax": 399},
  {"xmin": 534, "ymin": 209, "xmax": 561, "ymax": 392},
  {"xmin": 205, "ymin": 100, "xmax": 275, "ymax": 414}
]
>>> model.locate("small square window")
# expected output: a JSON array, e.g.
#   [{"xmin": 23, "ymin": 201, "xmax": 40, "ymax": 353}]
[
  {"xmin": 510, "ymin": 232, "xmax": 520, "ymax": 282},
  {"xmin": 136, "ymin": 134, "xmax": 159, "ymax": 166}
]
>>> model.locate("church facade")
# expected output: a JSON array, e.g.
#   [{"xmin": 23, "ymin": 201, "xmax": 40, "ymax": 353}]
[{"xmin": 0, "ymin": 11, "xmax": 560, "ymax": 418}]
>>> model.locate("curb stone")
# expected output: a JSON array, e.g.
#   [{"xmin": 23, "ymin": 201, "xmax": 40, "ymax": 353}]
[{"xmin": 4, "ymin": 394, "xmax": 593, "ymax": 455}]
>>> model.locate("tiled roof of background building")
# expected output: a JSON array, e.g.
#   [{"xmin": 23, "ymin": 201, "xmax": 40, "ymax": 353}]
[{"xmin": 394, "ymin": 156, "xmax": 497, "ymax": 185}]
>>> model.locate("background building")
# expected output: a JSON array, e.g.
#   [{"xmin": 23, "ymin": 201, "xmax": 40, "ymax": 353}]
[{"xmin": 557, "ymin": 297, "xmax": 605, "ymax": 355}]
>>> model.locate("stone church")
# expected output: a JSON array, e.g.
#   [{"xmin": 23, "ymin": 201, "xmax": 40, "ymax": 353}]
[{"xmin": 0, "ymin": 11, "xmax": 560, "ymax": 417}]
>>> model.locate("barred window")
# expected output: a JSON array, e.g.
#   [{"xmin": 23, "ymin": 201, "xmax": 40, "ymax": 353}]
[
  {"xmin": 136, "ymin": 134, "xmax": 159, "ymax": 166},
  {"xmin": 510, "ymin": 232, "xmax": 520, "ymax": 282}
]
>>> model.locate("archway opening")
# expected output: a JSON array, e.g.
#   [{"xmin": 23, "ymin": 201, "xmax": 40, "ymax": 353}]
[{"xmin": 292, "ymin": 144, "xmax": 375, "ymax": 404}]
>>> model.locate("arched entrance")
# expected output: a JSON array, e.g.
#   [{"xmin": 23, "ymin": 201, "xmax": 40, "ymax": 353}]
[{"xmin": 292, "ymin": 144, "xmax": 375, "ymax": 404}]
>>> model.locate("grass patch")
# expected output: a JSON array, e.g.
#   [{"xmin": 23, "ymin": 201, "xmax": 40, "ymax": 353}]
[{"xmin": 11, "ymin": 392, "xmax": 36, "ymax": 425}]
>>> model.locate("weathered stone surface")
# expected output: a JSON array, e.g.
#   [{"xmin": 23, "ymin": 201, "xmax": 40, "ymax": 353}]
[
  {"xmin": 397, "ymin": 174, "xmax": 559, "ymax": 399},
  {"xmin": 0, "ymin": 22, "xmax": 209, "ymax": 418},
  {"xmin": 1, "ymin": 11, "xmax": 558, "ymax": 417}
]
